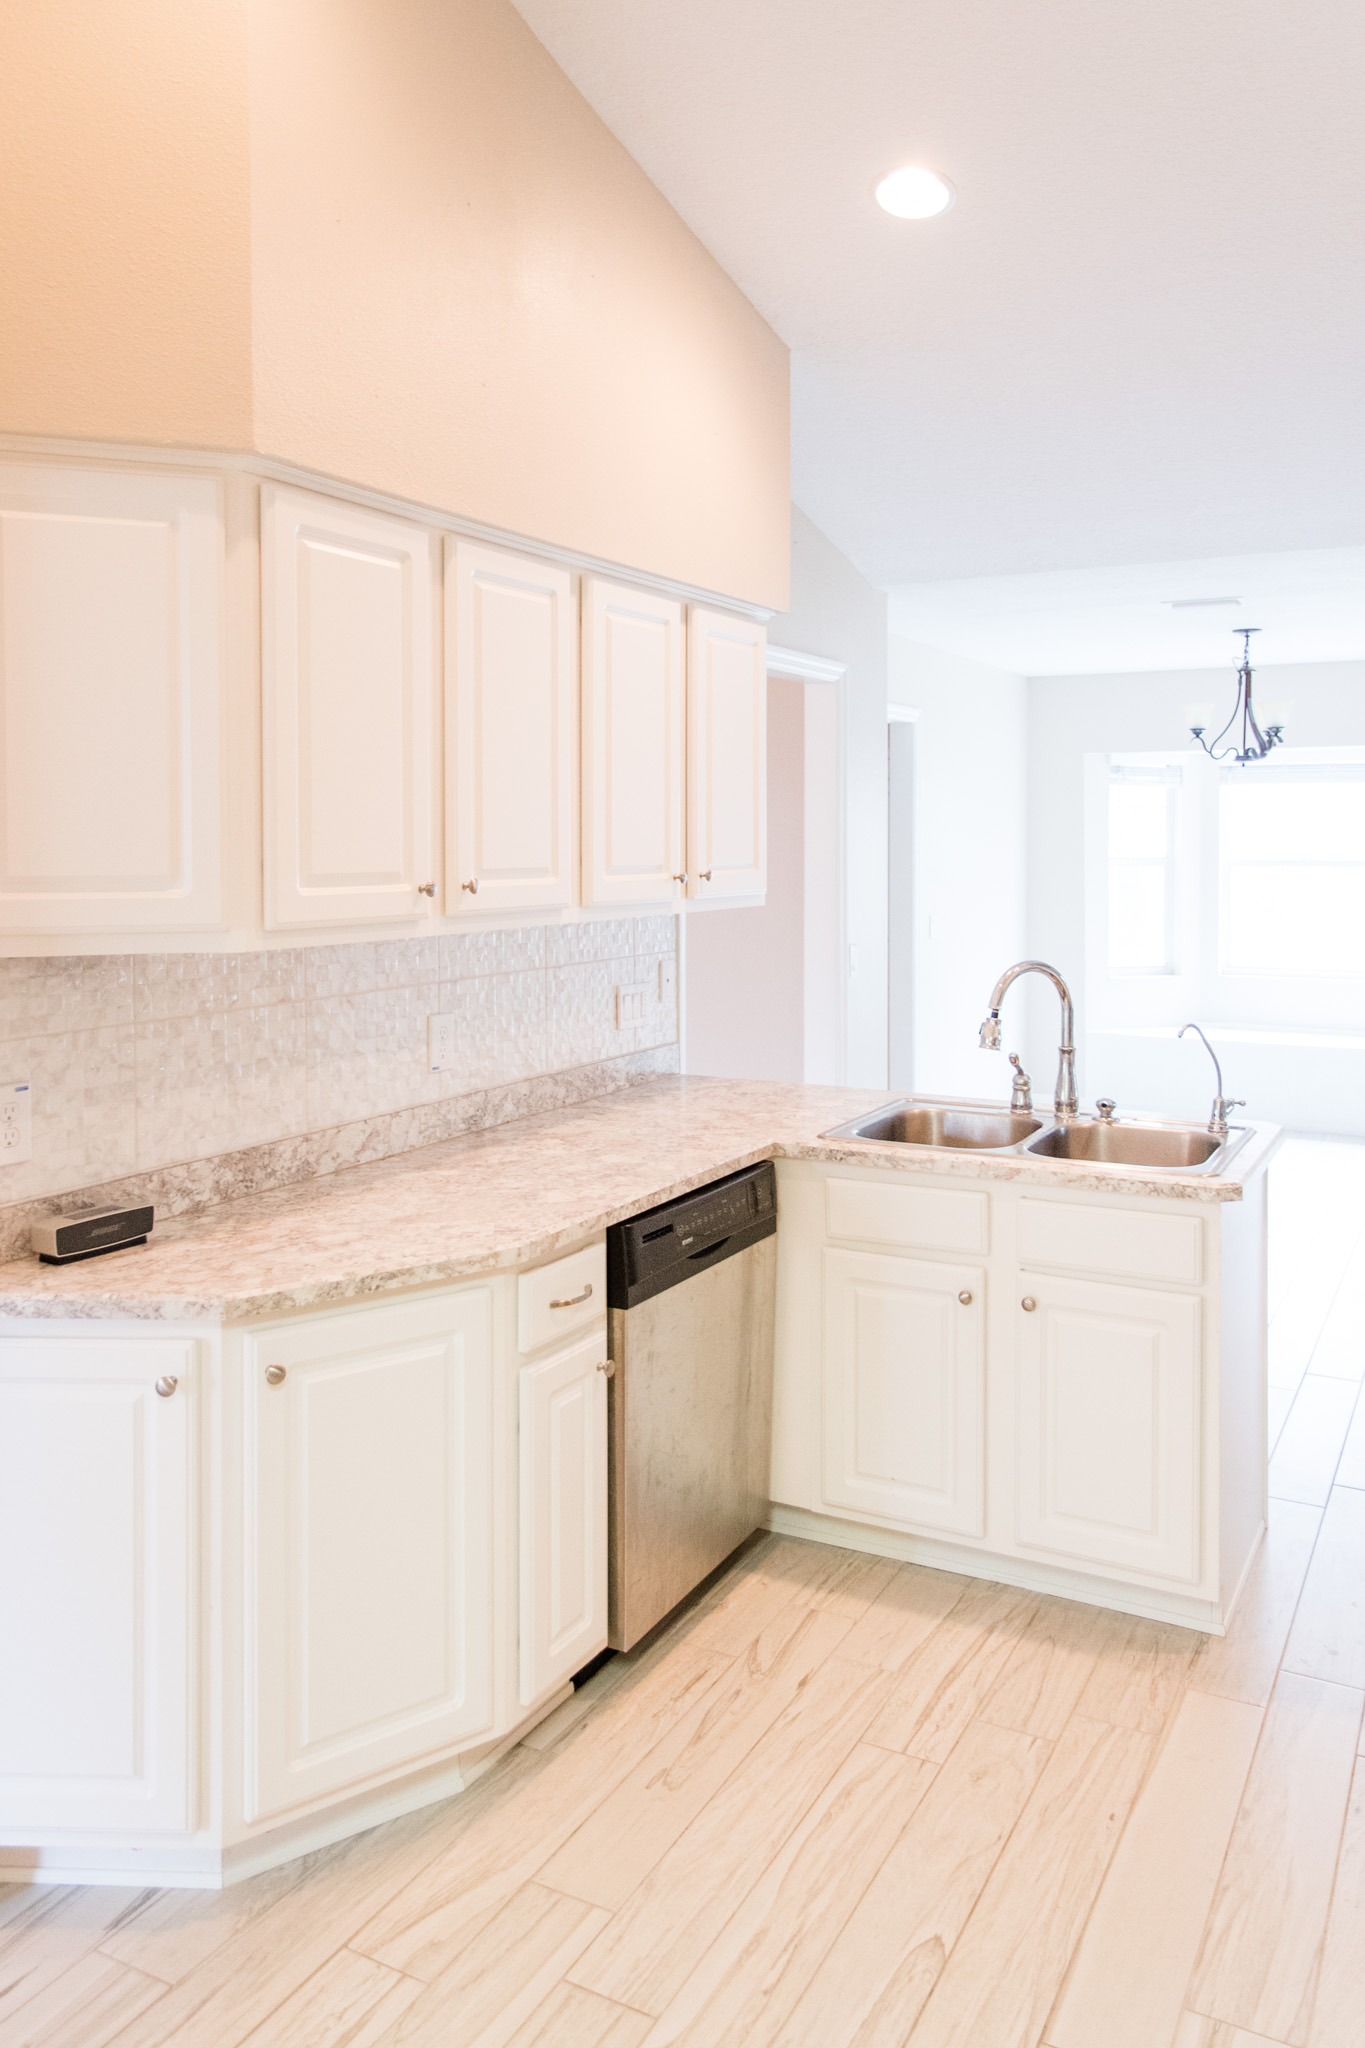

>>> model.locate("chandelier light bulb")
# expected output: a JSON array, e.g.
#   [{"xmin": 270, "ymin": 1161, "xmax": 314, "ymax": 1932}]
[{"xmin": 875, "ymin": 166, "xmax": 956, "ymax": 219}]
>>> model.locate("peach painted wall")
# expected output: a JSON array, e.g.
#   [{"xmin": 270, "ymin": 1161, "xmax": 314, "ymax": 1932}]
[
  {"xmin": 0, "ymin": 0, "xmax": 254, "ymax": 448},
  {"xmin": 0, "ymin": 0, "xmax": 790, "ymax": 608}
]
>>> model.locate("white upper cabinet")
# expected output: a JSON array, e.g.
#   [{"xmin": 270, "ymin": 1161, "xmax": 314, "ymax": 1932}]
[
  {"xmin": 686, "ymin": 606, "xmax": 767, "ymax": 902},
  {"xmin": 263, "ymin": 485, "xmax": 435, "ymax": 929},
  {"xmin": 446, "ymin": 540, "xmax": 575, "ymax": 915},
  {"xmin": 581, "ymin": 576, "xmax": 685, "ymax": 906},
  {"xmin": 0, "ymin": 462, "xmax": 223, "ymax": 933}
]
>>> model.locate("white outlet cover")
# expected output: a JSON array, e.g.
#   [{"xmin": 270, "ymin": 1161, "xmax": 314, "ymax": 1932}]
[
  {"xmin": 427, "ymin": 1013, "xmax": 456, "ymax": 1072},
  {"xmin": 0, "ymin": 1080, "xmax": 32, "ymax": 1166}
]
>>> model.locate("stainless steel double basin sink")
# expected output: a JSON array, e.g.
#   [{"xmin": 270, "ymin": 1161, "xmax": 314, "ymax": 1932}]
[{"xmin": 820, "ymin": 1100, "xmax": 1253, "ymax": 1175}]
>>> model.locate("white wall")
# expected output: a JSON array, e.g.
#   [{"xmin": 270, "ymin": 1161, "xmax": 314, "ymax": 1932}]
[
  {"xmin": 1028, "ymin": 659, "xmax": 1365, "ymax": 1131},
  {"xmin": 686, "ymin": 506, "xmax": 889, "ymax": 1087},
  {"xmin": 888, "ymin": 637, "xmax": 1027, "ymax": 1101}
]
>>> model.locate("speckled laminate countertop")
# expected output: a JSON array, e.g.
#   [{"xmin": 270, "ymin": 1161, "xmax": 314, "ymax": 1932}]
[{"xmin": 0, "ymin": 1077, "xmax": 1282, "ymax": 1324}]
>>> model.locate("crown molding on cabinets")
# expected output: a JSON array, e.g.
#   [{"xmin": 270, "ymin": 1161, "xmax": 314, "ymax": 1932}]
[
  {"xmin": 766, "ymin": 644, "xmax": 847, "ymax": 684},
  {"xmin": 0, "ymin": 434, "xmax": 775, "ymax": 626}
]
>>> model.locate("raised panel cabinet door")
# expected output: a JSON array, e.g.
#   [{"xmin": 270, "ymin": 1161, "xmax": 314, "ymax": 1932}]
[
  {"xmin": 263, "ymin": 484, "xmax": 435, "ymax": 928},
  {"xmin": 822, "ymin": 1247, "xmax": 985, "ymax": 1538},
  {"xmin": 581, "ymin": 575, "xmax": 685, "ymax": 906},
  {"xmin": 0, "ymin": 1337, "xmax": 193, "ymax": 1833},
  {"xmin": 686, "ymin": 605, "xmax": 766, "ymax": 901},
  {"xmin": 244, "ymin": 1290, "xmax": 495, "ymax": 1822},
  {"xmin": 446, "ymin": 540, "xmax": 575, "ymax": 914},
  {"xmin": 0, "ymin": 463, "xmax": 223, "ymax": 933},
  {"xmin": 1016, "ymin": 1274, "xmax": 1201, "ymax": 1583},
  {"xmin": 519, "ymin": 1328, "xmax": 609, "ymax": 1705}
]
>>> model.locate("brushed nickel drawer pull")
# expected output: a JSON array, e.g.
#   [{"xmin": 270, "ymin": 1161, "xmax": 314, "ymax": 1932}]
[
  {"xmin": 265, "ymin": 1364, "xmax": 287, "ymax": 1385},
  {"xmin": 1021, "ymin": 1296, "xmax": 1037, "ymax": 1313},
  {"xmin": 550, "ymin": 1284, "xmax": 593, "ymax": 1309},
  {"xmin": 154, "ymin": 1375, "xmax": 178, "ymax": 1398}
]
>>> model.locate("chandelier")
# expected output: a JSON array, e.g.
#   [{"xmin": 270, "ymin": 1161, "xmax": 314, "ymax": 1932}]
[{"xmin": 1189, "ymin": 628, "xmax": 1285, "ymax": 765}]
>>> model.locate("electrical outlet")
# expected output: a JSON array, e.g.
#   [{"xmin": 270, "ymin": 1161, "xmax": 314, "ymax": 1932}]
[
  {"xmin": 427, "ymin": 1013, "xmax": 456, "ymax": 1072},
  {"xmin": 0, "ymin": 1081, "xmax": 32, "ymax": 1166},
  {"xmin": 615, "ymin": 983, "xmax": 650, "ymax": 1030}
]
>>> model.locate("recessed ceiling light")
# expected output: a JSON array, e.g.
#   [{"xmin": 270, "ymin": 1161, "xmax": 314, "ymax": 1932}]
[{"xmin": 875, "ymin": 166, "xmax": 955, "ymax": 220}]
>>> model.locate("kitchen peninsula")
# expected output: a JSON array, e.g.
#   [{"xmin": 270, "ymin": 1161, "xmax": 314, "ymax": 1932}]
[{"xmin": 0, "ymin": 1074, "xmax": 1279, "ymax": 1889}]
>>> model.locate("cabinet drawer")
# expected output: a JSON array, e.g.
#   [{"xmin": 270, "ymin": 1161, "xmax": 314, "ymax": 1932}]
[
  {"xmin": 518, "ymin": 1243, "xmax": 606, "ymax": 1354},
  {"xmin": 1018, "ymin": 1198, "xmax": 1203, "ymax": 1286},
  {"xmin": 825, "ymin": 1177, "xmax": 989, "ymax": 1256}
]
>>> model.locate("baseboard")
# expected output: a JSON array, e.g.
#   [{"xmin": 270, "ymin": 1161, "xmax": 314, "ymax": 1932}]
[{"xmin": 765, "ymin": 1503, "xmax": 1228, "ymax": 1635}]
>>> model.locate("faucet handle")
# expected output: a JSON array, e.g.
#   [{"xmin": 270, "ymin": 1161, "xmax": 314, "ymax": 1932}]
[
  {"xmin": 1009, "ymin": 1054, "xmax": 1032, "ymax": 1112},
  {"xmin": 1095, "ymin": 1097, "xmax": 1117, "ymax": 1123}
]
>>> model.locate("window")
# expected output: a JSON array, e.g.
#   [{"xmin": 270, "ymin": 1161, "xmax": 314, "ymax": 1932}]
[
  {"xmin": 1219, "ymin": 763, "xmax": 1365, "ymax": 979},
  {"xmin": 1107, "ymin": 765, "xmax": 1180, "ymax": 975}
]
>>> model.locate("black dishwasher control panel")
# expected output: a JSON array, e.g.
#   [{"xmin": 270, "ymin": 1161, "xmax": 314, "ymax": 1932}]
[{"xmin": 607, "ymin": 1161, "xmax": 778, "ymax": 1310}]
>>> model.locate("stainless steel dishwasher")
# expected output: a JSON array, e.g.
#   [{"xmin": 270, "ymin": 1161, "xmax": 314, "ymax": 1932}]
[{"xmin": 605, "ymin": 1161, "xmax": 778, "ymax": 1650}]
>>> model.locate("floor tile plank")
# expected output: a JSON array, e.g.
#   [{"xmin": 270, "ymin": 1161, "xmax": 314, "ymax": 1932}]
[
  {"xmin": 864, "ymin": 1578, "xmax": 1039, "ymax": 1762},
  {"xmin": 1191, "ymin": 1501, "xmax": 1322, "ymax": 1709},
  {"xmin": 1306, "ymin": 1756, "xmax": 1365, "ymax": 2048},
  {"xmin": 567, "ymin": 1656, "xmax": 892, "ymax": 2016},
  {"xmin": 0, "ymin": 1950, "xmax": 166, "ymax": 2048},
  {"xmin": 1281, "ymin": 1486, "xmax": 1365, "ymax": 1691},
  {"xmin": 1172, "ymin": 2016, "xmax": 1297, "ymax": 2047},
  {"xmin": 891, "ymin": 1713, "xmax": 1152, "ymax": 2048},
  {"xmin": 372, "ymin": 1884, "xmax": 608, "ymax": 2048},
  {"xmin": 0, "ymin": 1889, "xmax": 147, "ymax": 2032},
  {"xmin": 236, "ymin": 1949, "xmax": 420, "ymax": 2048},
  {"xmin": 1188, "ymin": 1671, "xmax": 1364, "ymax": 2045},
  {"xmin": 643, "ymin": 1742, "xmax": 931, "ymax": 2048},
  {"xmin": 352, "ymin": 1641, "xmax": 730, "ymax": 1980},
  {"xmin": 1268, "ymin": 1378, "xmax": 1359, "ymax": 1508},
  {"xmin": 978, "ymin": 1594, "xmax": 1122, "ymax": 1741},
  {"xmin": 1333, "ymin": 1391, "xmax": 1365, "ymax": 1490},
  {"xmin": 1072, "ymin": 1610, "xmax": 1200, "ymax": 1733},
  {"xmin": 1046, "ymin": 1688, "xmax": 1264, "ymax": 2048},
  {"xmin": 502, "ymin": 1984, "xmax": 651, "ymax": 2048},
  {"xmin": 834, "ymin": 1562, "xmax": 969, "ymax": 1672},
  {"xmin": 772, "ymin": 1719, "xmax": 1048, "ymax": 2048},
  {"xmin": 537, "ymin": 1604, "xmax": 858, "ymax": 1910}
]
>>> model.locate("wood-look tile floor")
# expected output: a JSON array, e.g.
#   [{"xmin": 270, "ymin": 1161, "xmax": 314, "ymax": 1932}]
[{"xmin": 5, "ymin": 1136, "xmax": 1365, "ymax": 2048}]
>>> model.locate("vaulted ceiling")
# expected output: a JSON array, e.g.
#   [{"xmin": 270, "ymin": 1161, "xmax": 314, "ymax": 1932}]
[{"xmin": 511, "ymin": 1, "xmax": 1365, "ymax": 598}]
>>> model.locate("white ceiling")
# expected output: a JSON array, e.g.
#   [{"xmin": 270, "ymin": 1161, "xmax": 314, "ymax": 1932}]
[
  {"xmin": 889, "ymin": 545, "xmax": 1365, "ymax": 674},
  {"xmin": 511, "ymin": 0, "xmax": 1365, "ymax": 596}
]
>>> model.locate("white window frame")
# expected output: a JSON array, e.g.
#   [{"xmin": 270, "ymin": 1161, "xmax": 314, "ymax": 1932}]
[{"xmin": 1085, "ymin": 745, "xmax": 1365, "ymax": 1038}]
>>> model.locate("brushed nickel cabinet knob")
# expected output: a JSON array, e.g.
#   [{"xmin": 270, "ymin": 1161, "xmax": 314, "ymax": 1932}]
[
  {"xmin": 154, "ymin": 1375, "xmax": 178, "ymax": 1398},
  {"xmin": 417, "ymin": 881, "xmax": 436, "ymax": 897},
  {"xmin": 1021, "ymin": 1296, "xmax": 1037, "ymax": 1313},
  {"xmin": 672, "ymin": 873, "xmax": 688, "ymax": 886},
  {"xmin": 461, "ymin": 877, "xmax": 479, "ymax": 894},
  {"xmin": 596, "ymin": 1360, "xmax": 616, "ymax": 1378},
  {"xmin": 699, "ymin": 869, "xmax": 712, "ymax": 882},
  {"xmin": 265, "ymin": 1364, "xmax": 287, "ymax": 1385},
  {"xmin": 958, "ymin": 1290, "xmax": 973, "ymax": 1305}
]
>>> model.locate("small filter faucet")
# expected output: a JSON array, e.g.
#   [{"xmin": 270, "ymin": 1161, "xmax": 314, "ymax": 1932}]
[{"xmin": 1179, "ymin": 1024, "xmax": 1245, "ymax": 1138}]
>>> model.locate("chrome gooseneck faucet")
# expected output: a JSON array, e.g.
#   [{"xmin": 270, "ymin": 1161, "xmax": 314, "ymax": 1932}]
[
  {"xmin": 1179, "ymin": 1023, "xmax": 1245, "ymax": 1138},
  {"xmin": 979, "ymin": 961, "xmax": 1078, "ymax": 1118}
]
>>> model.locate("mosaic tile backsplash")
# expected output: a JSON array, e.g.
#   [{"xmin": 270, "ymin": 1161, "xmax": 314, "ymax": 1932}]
[{"xmin": 0, "ymin": 917, "xmax": 678, "ymax": 1223}]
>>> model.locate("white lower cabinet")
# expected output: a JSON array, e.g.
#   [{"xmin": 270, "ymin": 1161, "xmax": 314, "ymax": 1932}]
[
  {"xmin": 519, "ymin": 1329, "xmax": 609, "ymax": 1706},
  {"xmin": 822, "ymin": 1247, "xmax": 985, "ymax": 1538},
  {"xmin": 1015, "ymin": 1273, "xmax": 1201, "ymax": 1583},
  {"xmin": 0, "ymin": 1337, "xmax": 194, "ymax": 1833},
  {"xmin": 243, "ymin": 1290, "xmax": 495, "ymax": 1823}
]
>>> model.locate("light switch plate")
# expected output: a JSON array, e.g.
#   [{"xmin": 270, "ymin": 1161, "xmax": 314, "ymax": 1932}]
[
  {"xmin": 427, "ymin": 1014, "xmax": 456, "ymax": 1071},
  {"xmin": 615, "ymin": 983, "xmax": 650, "ymax": 1030},
  {"xmin": 0, "ymin": 1081, "xmax": 32, "ymax": 1165}
]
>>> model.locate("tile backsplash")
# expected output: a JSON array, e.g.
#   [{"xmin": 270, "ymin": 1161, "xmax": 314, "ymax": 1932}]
[{"xmin": 0, "ymin": 917, "xmax": 678, "ymax": 1220}]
